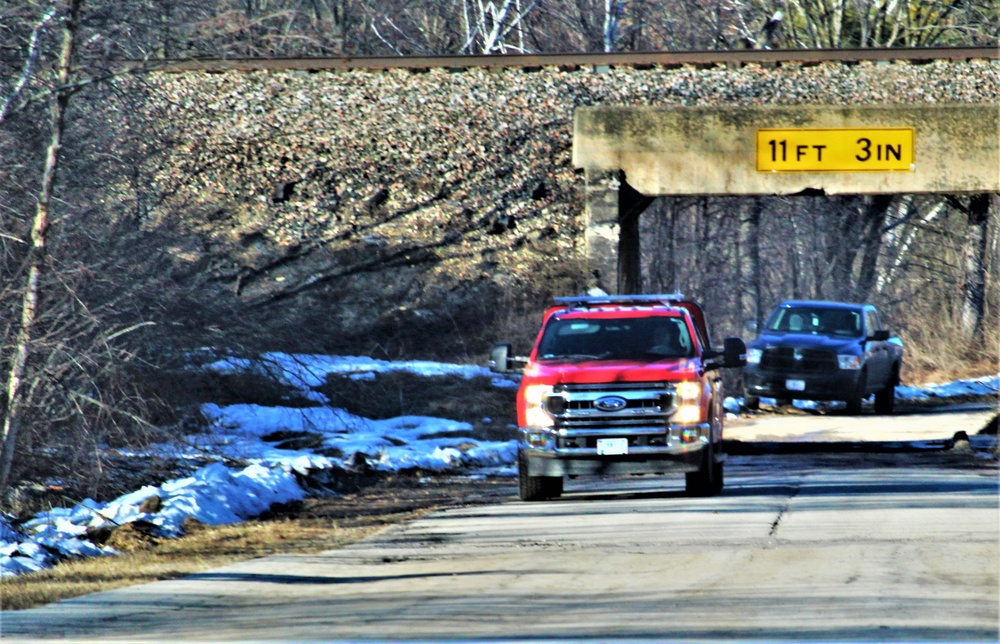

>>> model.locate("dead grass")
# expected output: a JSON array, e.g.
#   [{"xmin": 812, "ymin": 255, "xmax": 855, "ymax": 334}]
[
  {"xmin": 0, "ymin": 516, "xmax": 379, "ymax": 612},
  {"xmin": 316, "ymin": 371, "xmax": 517, "ymax": 442},
  {"xmin": 900, "ymin": 323, "xmax": 1000, "ymax": 386},
  {"xmin": 1, "ymin": 473, "xmax": 515, "ymax": 612}
]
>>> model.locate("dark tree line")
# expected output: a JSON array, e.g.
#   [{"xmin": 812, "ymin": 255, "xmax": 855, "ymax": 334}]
[
  {"xmin": 639, "ymin": 192, "xmax": 997, "ymax": 364},
  {"xmin": 4, "ymin": 2, "xmax": 997, "ymax": 63}
]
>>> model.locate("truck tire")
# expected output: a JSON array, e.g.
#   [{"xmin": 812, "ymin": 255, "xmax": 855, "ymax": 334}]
[
  {"xmin": 845, "ymin": 370, "xmax": 866, "ymax": 415},
  {"xmin": 542, "ymin": 475, "xmax": 563, "ymax": 499},
  {"xmin": 518, "ymin": 451, "xmax": 560, "ymax": 501},
  {"xmin": 874, "ymin": 366, "xmax": 898, "ymax": 415},
  {"xmin": 686, "ymin": 444, "xmax": 723, "ymax": 497},
  {"xmin": 744, "ymin": 394, "xmax": 760, "ymax": 411}
]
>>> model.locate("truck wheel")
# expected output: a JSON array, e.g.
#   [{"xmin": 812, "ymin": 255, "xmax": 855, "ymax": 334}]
[
  {"xmin": 542, "ymin": 475, "xmax": 563, "ymax": 499},
  {"xmin": 686, "ymin": 445, "xmax": 723, "ymax": 497},
  {"xmin": 744, "ymin": 394, "xmax": 760, "ymax": 411},
  {"xmin": 874, "ymin": 367, "xmax": 898, "ymax": 415},
  {"xmin": 518, "ymin": 451, "xmax": 551, "ymax": 502},
  {"xmin": 845, "ymin": 370, "xmax": 866, "ymax": 415}
]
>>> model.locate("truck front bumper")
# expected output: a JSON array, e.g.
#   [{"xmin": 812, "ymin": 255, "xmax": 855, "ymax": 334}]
[
  {"xmin": 519, "ymin": 423, "xmax": 717, "ymax": 477},
  {"xmin": 744, "ymin": 366, "xmax": 861, "ymax": 402}
]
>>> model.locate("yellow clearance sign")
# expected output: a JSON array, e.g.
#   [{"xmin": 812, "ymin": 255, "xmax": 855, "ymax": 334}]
[{"xmin": 756, "ymin": 127, "xmax": 915, "ymax": 173}]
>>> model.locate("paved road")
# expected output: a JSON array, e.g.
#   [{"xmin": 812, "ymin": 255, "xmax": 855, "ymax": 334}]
[
  {"xmin": 4, "ymin": 412, "xmax": 998, "ymax": 642},
  {"xmin": 726, "ymin": 401, "xmax": 996, "ymax": 445}
]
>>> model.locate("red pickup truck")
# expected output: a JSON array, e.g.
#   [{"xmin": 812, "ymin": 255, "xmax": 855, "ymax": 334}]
[{"xmin": 490, "ymin": 294, "xmax": 746, "ymax": 501}]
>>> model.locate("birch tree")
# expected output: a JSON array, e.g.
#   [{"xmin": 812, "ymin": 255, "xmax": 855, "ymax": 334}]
[
  {"xmin": 366, "ymin": 0, "xmax": 540, "ymax": 55},
  {"xmin": 461, "ymin": 0, "xmax": 540, "ymax": 53},
  {"xmin": 0, "ymin": 0, "xmax": 186, "ymax": 500},
  {"xmin": 1, "ymin": 0, "xmax": 84, "ymax": 496},
  {"xmin": 602, "ymin": 0, "xmax": 625, "ymax": 50},
  {"xmin": 727, "ymin": 0, "xmax": 990, "ymax": 48},
  {"xmin": 951, "ymin": 194, "xmax": 994, "ymax": 348}
]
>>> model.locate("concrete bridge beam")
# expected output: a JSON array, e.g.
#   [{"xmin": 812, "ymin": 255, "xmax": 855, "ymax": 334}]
[{"xmin": 575, "ymin": 104, "xmax": 999, "ymax": 293}]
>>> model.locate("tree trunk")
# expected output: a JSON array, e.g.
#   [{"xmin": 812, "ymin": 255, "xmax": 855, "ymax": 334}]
[
  {"xmin": 603, "ymin": 0, "xmax": 622, "ymax": 52},
  {"xmin": 961, "ymin": 193, "xmax": 992, "ymax": 347},
  {"xmin": 655, "ymin": 198, "xmax": 678, "ymax": 294},
  {"xmin": 0, "ymin": 0, "xmax": 83, "ymax": 497},
  {"xmin": 822, "ymin": 196, "xmax": 868, "ymax": 301},
  {"xmin": 856, "ymin": 195, "xmax": 894, "ymax": 301},
  {"xmin": 746, "ymin": 197, "xmax": 763, "ymax": 329}
]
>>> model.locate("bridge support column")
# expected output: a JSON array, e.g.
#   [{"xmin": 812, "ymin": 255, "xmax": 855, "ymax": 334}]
[
  {"xmin": 585, "ymin": 169, "xmax": 655, "ymax": 295},
  {"xmin": 584, "ymin": 169, "xmax": 620, "ymax": 294}
]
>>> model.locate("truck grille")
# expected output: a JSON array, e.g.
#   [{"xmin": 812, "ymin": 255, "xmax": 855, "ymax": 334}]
[
  {"xmin": 760, "ymin": 347, "xmax": 838, "ymax": 373},
  {"xmin": 551, "ymin": 381, "xmax": 677, "ymax": 432}
]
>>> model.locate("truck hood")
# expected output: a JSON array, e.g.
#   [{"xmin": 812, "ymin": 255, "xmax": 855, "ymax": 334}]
[
  {"xmin": 526, "ymin": 358, "xmax": 701, "ymax": 385},
  {"xmin": 749, "ymin": 331, "xmax": 862, "ymax": 354}
]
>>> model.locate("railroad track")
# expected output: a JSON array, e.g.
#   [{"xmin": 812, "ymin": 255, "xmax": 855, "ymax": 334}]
[{"xmin": 152, "ymin": 46, "xmax": 999, "ymax": 73}]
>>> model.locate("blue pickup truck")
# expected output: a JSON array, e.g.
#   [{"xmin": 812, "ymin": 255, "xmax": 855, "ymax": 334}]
[{"xmin": 743, "ymin": 300, "xmax": 903, "ymax": 415}]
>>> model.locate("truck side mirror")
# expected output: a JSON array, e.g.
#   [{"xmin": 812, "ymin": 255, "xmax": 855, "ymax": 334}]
[
  {"xmin": 868, "ymin": 329, "xmax": 890, "ymax": 342},
  {"xmin": 489, "ymin": 343, "xmax": 512, "ymax": 373},
  {"xmin": 723, "ymin": 336, "xmax": 748, "ymax": 368}
]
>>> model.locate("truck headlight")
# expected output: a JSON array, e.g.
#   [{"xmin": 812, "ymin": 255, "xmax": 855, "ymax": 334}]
[
  {"xmin": 523, "ymin": 384, "xmax": 555, "ymax": 429},
  {"xmin": 674, "ymin": 404, "xmax": 702, "ymax": 424},
  {"xmin": 746, "ymin": 348, "xmax": 762, "ymax": 365},
  {"xmin": 676, "ymin": 381, "xmax": 702, "ymax": 401},
  {"xmin": 674, "ymin": 380, "xmax": 702, "ymax": 424},
  {"xmin": 838, "ymin": 355, "xmax": 862, "ymax": 370}
]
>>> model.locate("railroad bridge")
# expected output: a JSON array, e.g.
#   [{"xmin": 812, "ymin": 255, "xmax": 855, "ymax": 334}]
[
  {"xmin": 575, "ymin": 101, "xmax": 997, "ymax": 293},
  {"xmin": 153, "ymin": 48, "xmax": 999, "ymax": 303}
]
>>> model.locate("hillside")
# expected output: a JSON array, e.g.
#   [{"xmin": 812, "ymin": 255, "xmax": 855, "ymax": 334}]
[{"xmin": 116, "ymin": 58, "xmax": 998, "ymax": 360}]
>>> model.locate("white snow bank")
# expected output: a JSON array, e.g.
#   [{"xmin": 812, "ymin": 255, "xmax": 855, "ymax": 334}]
[
  {"xmin": 897, "ymin": 373, "xmax": 1000, "ymax": 400},
  {"xmin": 1, "ymin": 461, "xmax": 308, "ymax": 578},
  {"xmin": 732, "ymin": 374, "xmax": 1000, "ymax": 411},
  {"xmin": 203, "ymin": 352, "xmax": 518, "ymax": 403},
  {"xmin": 2, "ymin": 356, "xmax": 518, "ymax": 579}
]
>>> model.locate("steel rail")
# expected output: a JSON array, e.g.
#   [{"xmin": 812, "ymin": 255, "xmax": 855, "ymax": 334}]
[{"xmin": 149, "ymin": 46, "xmax": 999, "ymax": 73}]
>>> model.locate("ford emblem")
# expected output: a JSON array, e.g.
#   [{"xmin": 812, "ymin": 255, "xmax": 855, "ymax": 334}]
[{"xmin": 595, "ymin": 396, "xmax": 628, "ymax": 412}]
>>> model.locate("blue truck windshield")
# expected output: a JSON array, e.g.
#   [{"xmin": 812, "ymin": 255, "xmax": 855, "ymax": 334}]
[{"xmin": 765, "ymin": 307, "xmax": 862, "ymax": 337}]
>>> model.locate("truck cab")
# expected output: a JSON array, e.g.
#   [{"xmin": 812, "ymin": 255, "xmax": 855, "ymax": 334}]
[
  {"xmin": 490, "ymin": 294, "xmax": 746, "ymax": 501},
  {"xmin": 743, "ymin": 300, "xmax": 904, "ymax": 415}
]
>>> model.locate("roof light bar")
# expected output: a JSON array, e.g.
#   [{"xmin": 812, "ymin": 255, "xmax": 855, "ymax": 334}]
[{"xmin": 554, "ymin": 293, "xmax": 685, "ymax": 307}]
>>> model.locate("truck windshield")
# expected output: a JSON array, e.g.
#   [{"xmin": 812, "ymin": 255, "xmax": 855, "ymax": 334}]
[
  {"xmin": 765, "ymin": 307, "xmax": 862, "ymax": 337},
  {"xmin": 536, "ymin": 316, "xmax": 693, "ymax": 361}
]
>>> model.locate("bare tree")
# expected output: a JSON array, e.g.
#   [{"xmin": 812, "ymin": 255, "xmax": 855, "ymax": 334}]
[
  {"xmin": 743, "ymin": 198, "xmax": 764, "ymax": 329},
  {"xmin": 0, "ymin": 0, "xmax": 209, "ymax": 501},
  {"xmin": 0, "ymin": 2, "xmax": 58, "ymax": 125},
  {"xmin": 462, "ymin": 0, "xmax": 540, "ymax": 54},
  {"xmin": 602, "ymin": 0, "xmax": 626, "ymax": 51},
  {"xmin": 949, "ymin": 193, "xmax": 994, "ymax": 347},
  {"xmin": 529, "ymin": 0, "xmax": 615, "ymax": 52},
  {"xmin": 362, "ymin": 0, "xmax": 540, "ymax": 55},
  {"xmin": 1, "ymin": 0, "xmax": 84, "ymax": 495},
  {"xmin": 724, "ymin": 0, "xmax": 992, "ymax": 49}
]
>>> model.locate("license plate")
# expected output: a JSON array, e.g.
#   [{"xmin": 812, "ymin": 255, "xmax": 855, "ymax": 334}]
[
  {"xmin": 597, "ymin": 438, "xmax": 629, "ymax": 455},
  {"xmin": 786, "ymin": 379, "xmax": 806, "ymax": 391}
]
